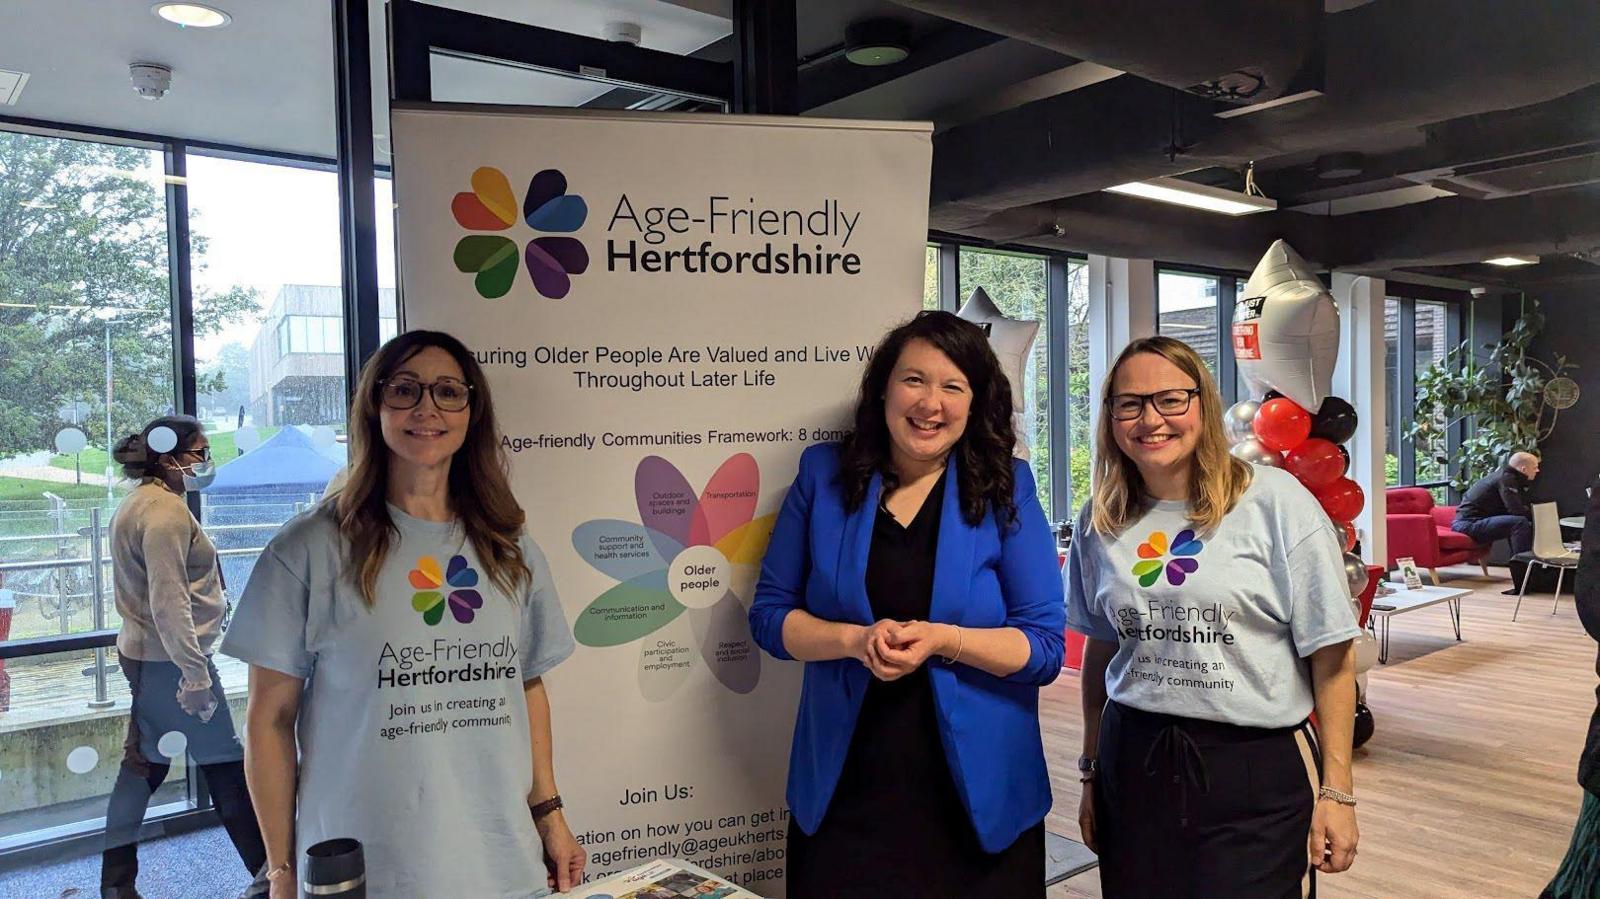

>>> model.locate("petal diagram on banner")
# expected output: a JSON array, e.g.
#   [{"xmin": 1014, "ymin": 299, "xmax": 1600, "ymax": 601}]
[
  {"xmin": 691, "ymin": 453, "xmax": 760, "ymax": 547},
  {"xmin": 636, "ymin": 457, "xmax": 698, "ymax": 553},
  {"xmin": 572, "ymin": 520, "xmax": 678, "ymax": 584},
  {"xmin": 691, "ymin": 591, "xmax": 761, "ymax": 695},
  {"xmin": 713, "ymin": 513, "xmax": 777, "ymax": 566},
  {"xmin": 454, "ymin": 235, "xmax": 519, "ymax": 299},
  {"xmin": 638, "ymin": 611, "xmax": 695, "ymax": 703},
  {"xmin": 574, "ymin": 569, "xmax": 682, "ymax": 647}
]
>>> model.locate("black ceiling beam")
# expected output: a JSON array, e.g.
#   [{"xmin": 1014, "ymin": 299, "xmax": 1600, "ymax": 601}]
[
  {"xmin": 798, "ymin": 24, "xmax": 1007, "ymax": 112},
  {"xmin": 733, "ymin": 0, "xmax": 798, "ymax": 114},
  {"xmin": 1256, "ymin": 85, "xmax": 1600, "ymax": 203},
  {"xmin": 388, "ymin": 0, "xmax": 731, "ymax": 104},
  {"xmin": 985, "ymin": 184, "xmax": 1600, "ymax": 275}
]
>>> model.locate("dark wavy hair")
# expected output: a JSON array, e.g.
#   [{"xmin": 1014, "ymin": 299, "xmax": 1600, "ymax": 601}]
[
  {"xmin": 837, "ymin": 310, "xmax": 1017, "ymax": 527},
  {"xmin": 112, "ymin": 415, "xmax": 205, "ymax": 479},
  {"xmin": 335, "ymin": 330, "xmax": 528, "ymax": 607}
]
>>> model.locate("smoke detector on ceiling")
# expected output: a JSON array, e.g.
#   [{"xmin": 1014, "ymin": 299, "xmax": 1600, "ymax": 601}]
[
  {"xmin": 129, "ymin": 63, "xmax": 173, "ymax": 100},
  {"xmin": 604, "ymin": 22, "xmax": 642, "ymax": 45}
]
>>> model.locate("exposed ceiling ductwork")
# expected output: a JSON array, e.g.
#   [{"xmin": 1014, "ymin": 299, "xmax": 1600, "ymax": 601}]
[
  {"xmin": 1006, "ymin": 185, "xmax": 1600, "ymax": 275},
  {"xmin": 903, "ymin": 0, "xmax": 1600, "ymax": 229},
  {"xmin": 890, "ymin": 0, "xmax": 1324, "ymax": 108}
]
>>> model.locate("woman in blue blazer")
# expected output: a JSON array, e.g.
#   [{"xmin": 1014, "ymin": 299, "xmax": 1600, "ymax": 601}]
[{"xmin": 750, "ymin": 311, "xmax": 1065, "ymax": 898}]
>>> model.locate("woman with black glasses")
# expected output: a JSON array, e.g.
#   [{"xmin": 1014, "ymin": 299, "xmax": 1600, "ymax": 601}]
[
  {"xmin": 1066, "ymin": 337, "xmax": 1361, "ymax": 898},
  {"xmin": 224, "ymin": 331, "xmax": 583, "ymax": 898},
  {"xmin": 103, "ymin": 415, "xmax": 267, "ymax": 899}
]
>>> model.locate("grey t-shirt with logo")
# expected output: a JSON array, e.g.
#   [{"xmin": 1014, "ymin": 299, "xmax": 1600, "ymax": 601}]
[
  {"xmin": 1065, "ymin": 466, "xmax": 1361, "ymax": 729},
  {"xmin": 221, "ymin": 504, "xmax": 575, "ymax": 898}
]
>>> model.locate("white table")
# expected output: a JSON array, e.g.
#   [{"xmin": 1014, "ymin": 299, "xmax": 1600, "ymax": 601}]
[
  {"xmin": 1561, "ymin": 516, "xmax": 1585, "ymax": 529},
  {"xmin": 1367, "ymin": 585, "xmax": 1471, "ymax": 664}
]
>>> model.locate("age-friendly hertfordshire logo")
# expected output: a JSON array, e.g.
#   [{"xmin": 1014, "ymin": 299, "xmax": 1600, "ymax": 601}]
[
  {"xmin": 409, "ymin": 554, "xmax": 484, "ymax": 625},
  {"xmin": 1131, "ymin": 528, "xmax": 1205, "ymax": 588},
  {"xmin": 451, "ymin": 166, "xmax": 589, "ymax": 300}
]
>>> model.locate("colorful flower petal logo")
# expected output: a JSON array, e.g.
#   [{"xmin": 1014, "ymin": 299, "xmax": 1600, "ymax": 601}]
[
  {"xmin": 451, "ymin": 166, "xmax": 589, "ymax": 300},
  {"xmin": 1131, "ymin": 529, "xmax": 1204, "ymax": 587},
  {"xmin": 409, "ymin": 554, "xmax": 485, "ymax": 625},
  {"xmin": 571, "ymin": 454, "xmax": 775, "ymax": 700}
]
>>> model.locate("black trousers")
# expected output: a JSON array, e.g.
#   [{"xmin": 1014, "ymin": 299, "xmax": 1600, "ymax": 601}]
[
  {"xmin": 1095, "ymin": 701, "xmax": 1321, "ymax": 899},
  {"xmin": 101, "ymin": 656, "xmax": 266, "ymax": 890}
]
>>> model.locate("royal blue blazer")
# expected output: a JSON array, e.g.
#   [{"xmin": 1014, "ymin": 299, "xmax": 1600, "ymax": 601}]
[{"xmin": 749, "ymin": 442, "xmax": 1065, "ymax": 854}]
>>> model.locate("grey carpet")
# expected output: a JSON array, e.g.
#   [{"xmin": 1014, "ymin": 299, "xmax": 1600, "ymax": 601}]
[{"xmin": 3, "ymin": 826, "xmax": 251, "ymax": 899}]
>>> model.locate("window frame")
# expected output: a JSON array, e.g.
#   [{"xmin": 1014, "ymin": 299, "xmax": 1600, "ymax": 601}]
[
  {"xmin": 927, "ymin": 236, "xmax": 1088, "ymax": 521},
  {"xmin": 1388, "ymin": 290, "xmax": 1469, "ymax": 497}
]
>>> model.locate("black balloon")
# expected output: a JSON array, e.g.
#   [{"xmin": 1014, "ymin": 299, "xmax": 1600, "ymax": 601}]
[
  {"xmin": 1312, "ymin": 396, "xmax": 1359, "ymax": 444},
  {"xmin": 1337, "ymin": 444, "xmax": 1351, "ymax": 475},
  {"xmin": 1264, "ymin": 389, "xmax": 1285, "ymax": 401},
  {"xmin": 1352, "ymin": 701, "xmax": 1375, "ymax": 749}
]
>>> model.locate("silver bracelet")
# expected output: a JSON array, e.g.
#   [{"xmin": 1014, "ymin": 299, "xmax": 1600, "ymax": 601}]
[
  {"xmin": 1318, "ymin": 786, "xmax": 1357, "ymax": 807},
  {"xmin": 939, "ymin": 624, "xmax": 964, "ymax": 665}
]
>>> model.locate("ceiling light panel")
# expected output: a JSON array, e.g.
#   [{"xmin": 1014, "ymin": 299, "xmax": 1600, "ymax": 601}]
[
  {"xmin": 152, "ymin": 3, "xmax": 232, "ymax": 28},
  {"xmin": 1105, "ymin": 178, "xmax": 1278, "ymax": 215}
]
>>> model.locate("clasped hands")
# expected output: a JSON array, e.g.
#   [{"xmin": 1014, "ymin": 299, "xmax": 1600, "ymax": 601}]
[{"xmin": 855, "ymin": 619, "xmax": 955, "ymax": 681}]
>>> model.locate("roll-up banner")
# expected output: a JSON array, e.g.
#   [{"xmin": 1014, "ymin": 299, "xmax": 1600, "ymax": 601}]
[{"xmin": 391, "ymin": 105, "xmax": 932, "ymax": 895}]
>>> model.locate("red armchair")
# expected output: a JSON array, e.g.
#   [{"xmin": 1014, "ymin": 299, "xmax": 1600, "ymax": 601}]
[{"xmin": 1385, "ymin": 487, "xmax": 1491, "ymax": 584}]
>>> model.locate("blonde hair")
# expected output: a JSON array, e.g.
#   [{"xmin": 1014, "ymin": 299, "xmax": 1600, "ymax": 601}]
[{"xmin": 1090, "ymin": 336, "xmax": 1253, "ymax": 536}]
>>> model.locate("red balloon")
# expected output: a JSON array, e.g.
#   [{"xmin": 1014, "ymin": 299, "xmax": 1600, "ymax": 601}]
[
  {"xmin": 1253, "ymin": 398, "xmax": 1313, "ymax": 452},
  {"xmin": 1284, "ymin": 438, "xmax": 1345, "ymax": 489},
  {"xmin": 1335, "ymin": 520, "xmax": 1358, "ymax": 552},
  {"xmin": 1315, "ymin": 477, "xmax": 1366, "ymax": 522}
]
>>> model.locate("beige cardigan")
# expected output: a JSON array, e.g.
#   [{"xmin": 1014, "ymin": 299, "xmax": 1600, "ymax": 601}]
[{"xmin": 111, "ymin": 480, "xmax": 225, "ymax": 690}]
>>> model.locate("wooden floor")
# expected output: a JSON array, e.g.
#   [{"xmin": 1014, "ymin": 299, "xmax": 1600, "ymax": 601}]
[{"xmin": 1044, "ymin": 566, "xmax": 1591, "ymax": 899}]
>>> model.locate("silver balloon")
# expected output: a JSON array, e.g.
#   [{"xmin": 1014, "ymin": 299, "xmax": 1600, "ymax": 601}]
[
  {"xmin": 1342, "ymin": 551, "xmax": 1369, "ymax": 598},
  {"xmin": 1229, "ymin": 437, "xmax": 1283, "ymax": 467},
  {"xmin": 1224, "ymin": 400, "xmax": 1262, "ymax": 444}
]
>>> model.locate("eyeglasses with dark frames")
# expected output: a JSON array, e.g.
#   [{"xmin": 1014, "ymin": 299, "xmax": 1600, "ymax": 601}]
[
  {"xmin": 378, "ymin": 377, "xmax": 473, "ymax": 412},
  {"xmin": 1106, "ymin": 388, "xmax": 1201, "ymax": 421}
]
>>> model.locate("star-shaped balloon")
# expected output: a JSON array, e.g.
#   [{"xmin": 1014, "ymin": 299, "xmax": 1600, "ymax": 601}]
[
  {"xmin": 957, "ymin": 286, "xmax": 1040, "ymax": 459},
  {"xmin": 1232, "ymin": 240, "xmax": 1340, "ymax": 411}
]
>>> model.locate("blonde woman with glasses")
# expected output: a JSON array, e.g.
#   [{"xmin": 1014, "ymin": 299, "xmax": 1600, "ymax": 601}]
[{"xmin": 1065, "ymin": 336, "xmax": 1361, "ymax": 898}]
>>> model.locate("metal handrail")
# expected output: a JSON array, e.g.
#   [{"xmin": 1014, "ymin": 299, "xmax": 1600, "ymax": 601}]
[{"xmin": 1, "ymin": 545, "xmax": 268, "ymax": 574}]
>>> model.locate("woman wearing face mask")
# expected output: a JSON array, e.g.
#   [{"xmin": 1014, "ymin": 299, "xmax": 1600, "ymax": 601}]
[
  {"xmin": 102, "ymin": 415, "xmax": 267, "ymax": 899},
  {"xmin": 1066, "ymin": 337, "xmax": 1362, "ymax": 898},
  {"xmin": 750, "ymin": 311, "xmax": 1065, "ymax": 898},
  {"xmin": 224, "ymin": 331, "xmax": 583, "ymax": 898}
]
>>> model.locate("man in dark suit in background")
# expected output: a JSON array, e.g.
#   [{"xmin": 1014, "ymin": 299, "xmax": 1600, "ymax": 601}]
[
  {"xmin": 1540, "ymin": 475, "xmax": 1600, "ymax": 898},
  {"xmin": 1453, "ymin": 451, "xmax": 1540, "ymax": 555}
]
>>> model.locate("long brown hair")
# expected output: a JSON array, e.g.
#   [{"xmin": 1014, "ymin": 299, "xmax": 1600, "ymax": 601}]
[
  {"xmin": 838, "ymin": 311, "xmax": 1017, "ymax": 527},
  {"xmin": 1090, "ymin": 336, "xmax": 1252, "ymax": 536},
  {"xmin": 335, "ymin": 330, "xmax": 528, "ymax": 606}
]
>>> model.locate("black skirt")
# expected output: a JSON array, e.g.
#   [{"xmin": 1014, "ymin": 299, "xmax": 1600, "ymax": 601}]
[
  {"xmin": 1095, "ymin": 700, "xmax": 1321, "ymax": 899},
  {"xmin": 786, "ymin": 473, "xmax": 1044, "ymax": 898}
]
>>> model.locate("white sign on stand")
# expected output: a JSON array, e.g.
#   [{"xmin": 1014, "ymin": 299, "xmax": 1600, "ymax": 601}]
[{"xmin": 392, "ymin": 105, "xmax": 931, "ymax": 896}]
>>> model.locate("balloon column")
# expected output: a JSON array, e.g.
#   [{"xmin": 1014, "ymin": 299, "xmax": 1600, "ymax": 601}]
[{"xmin": 1226, "ymin": 240, "xmax": 1379, "ymax": 735}]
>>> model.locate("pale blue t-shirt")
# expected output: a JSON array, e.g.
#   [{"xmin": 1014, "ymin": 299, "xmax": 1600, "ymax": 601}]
[
  {"xmin": 221, "ymin": 504, "xmax": 575, "ymax": 898},
  {"xmin": 1065, "ymin": 465, "xmax": 1361, "ymax": 728}
]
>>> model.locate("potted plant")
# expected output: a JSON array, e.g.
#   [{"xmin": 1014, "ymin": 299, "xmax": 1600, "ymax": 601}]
[{"xmin": 1409, "ymin": 298, "xmax": 1576, "ymax": 493}]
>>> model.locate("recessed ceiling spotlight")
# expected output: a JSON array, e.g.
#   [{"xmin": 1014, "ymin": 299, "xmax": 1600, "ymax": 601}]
[
  {"xmin": 845, "ymin": 19, "xmax": 911, "ymax": 67},
  {"xmin": 1483, "ymin": 255, "xmax": 1538, "ymax": 267},
  {"xmin": 152, "ymin": 3, "xmax": 231, "ymax": 29}
]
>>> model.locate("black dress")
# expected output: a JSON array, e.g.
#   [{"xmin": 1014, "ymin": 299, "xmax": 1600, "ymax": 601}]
[{"xmin": 786, "ymin": 473, "xmax": 1044, "ymax": 898}]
